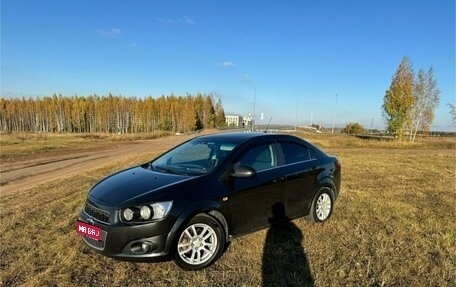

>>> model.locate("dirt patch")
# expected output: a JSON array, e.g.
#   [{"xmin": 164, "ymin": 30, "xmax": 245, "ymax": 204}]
[{"xmin": 0, "ymin": 135, "xmax": 194, "ymax": 195}]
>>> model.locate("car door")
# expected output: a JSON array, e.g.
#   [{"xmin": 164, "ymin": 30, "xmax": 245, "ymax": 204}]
[
  {"xmin": 278, "ymin": 141, "xmax": 319, "ymax": 219},
  {"xmin": 225, "ymin": 142, "xmax": 286, "ymax": 235}
]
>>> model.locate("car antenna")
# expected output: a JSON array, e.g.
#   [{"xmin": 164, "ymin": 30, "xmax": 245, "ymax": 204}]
[{"xmin": 264, "ymin": 116, "xmax": 272, "ymax": 133}]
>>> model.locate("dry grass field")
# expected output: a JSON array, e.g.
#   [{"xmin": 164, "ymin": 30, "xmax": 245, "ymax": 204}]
[
  {"xmin": 1, "ymin": 132, "xmax": 455, "ymax": 286},
  {"xmin": 0, "ymin": 132, "xmax": 173, "ymax": 161}
]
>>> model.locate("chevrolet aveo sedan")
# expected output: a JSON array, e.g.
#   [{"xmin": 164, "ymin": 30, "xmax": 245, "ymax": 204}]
[{"xmin": 76, "ymin": 132, "xmax": 341, "ymax": 270}]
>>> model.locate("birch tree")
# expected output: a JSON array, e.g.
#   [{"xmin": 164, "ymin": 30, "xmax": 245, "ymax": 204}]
[
  {"xmin": 449, "ymin": 103, "xmax": 456, "ymax": 126},
  {"xmin": 382, "ymin": 57, "xmax": 414, "ymax": 140},
  {"xmin": 409, "ymin": 68, "xmax": 440, "ymax": 141}
]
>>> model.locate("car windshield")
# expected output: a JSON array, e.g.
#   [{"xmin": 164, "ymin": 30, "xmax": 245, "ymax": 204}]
[{"xmin": 151, "ymin": 138, "xmax": 237, "ymax": 175}]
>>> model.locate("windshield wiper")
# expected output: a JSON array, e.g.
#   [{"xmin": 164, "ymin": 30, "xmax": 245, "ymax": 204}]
[
  {"xmin": 152, "ymin": 164, "xmax": 188, "ymax": 175},
  {"xmin": 174, "ymin": 164, "xmax": 208, "ymax": 175},
  {"xmin": 152, "ymin": 164, "xmax": 173, "ymax": 173}
]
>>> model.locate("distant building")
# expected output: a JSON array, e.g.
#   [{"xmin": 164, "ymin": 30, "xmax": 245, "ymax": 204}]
[
  {"xmin": 225, "ymin": 115, "xmax": 253, "ymax": 128},
  {"xmin": 225, "ymin": 115, "xmax": 243, "ymax": 127},
  {"xmin": 243, "ymin": 116, "xmax": 252, "ymax": 129}
]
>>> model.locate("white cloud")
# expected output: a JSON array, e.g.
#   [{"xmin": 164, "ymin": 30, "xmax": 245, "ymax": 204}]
[
  {"xmin": 158, "ymin": 18, "xmax": 174, "ymax": 24},
  {"xmin": 95, "ymin": 28, "xmax": 122, "ymax": 37},
  {"xmin": 158, "ymin": 16, "xmax": 196, "ymax": 25},
  {"xmin": 184, "ymin": 16, "xmax": 195, "ymax": 25},
  {"xmin": 218, "ymin": 61, "xmax": 235, "ymax": 68}
]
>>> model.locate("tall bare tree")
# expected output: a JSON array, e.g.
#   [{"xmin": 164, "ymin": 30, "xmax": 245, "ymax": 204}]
[
  {"xmin": 449, "ymin": 103, "xmax": 456, "ymax": 126},
  {"xmin": 409, "ymin": 67, "xmax": 440, "ymax": 142},
  {"xmin": 383, "ymin": 56, "xmax": 414, "ymax": 140}
]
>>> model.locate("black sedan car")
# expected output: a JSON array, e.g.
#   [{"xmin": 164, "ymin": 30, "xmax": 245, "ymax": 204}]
[{"xmin": 76, "ymin": 132, "xmax": 341, "ymax": 270}]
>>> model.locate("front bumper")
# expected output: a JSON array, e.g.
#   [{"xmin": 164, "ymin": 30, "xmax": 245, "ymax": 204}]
[{"xmin": 78, "ymin": 209, "xmax": 174, "ymax": 262}]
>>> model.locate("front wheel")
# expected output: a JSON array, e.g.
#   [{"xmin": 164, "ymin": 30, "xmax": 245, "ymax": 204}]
[
  {"xmin": 308, "ymin": 187, "xmax": 334, "ymax": 223},
  {"xmin": 173, "ymin": 214, "xmax": 225, "ymax": 270}
]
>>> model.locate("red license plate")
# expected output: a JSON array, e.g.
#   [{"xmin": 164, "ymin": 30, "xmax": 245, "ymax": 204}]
[{"xmin": 76, "ymin": 221, "xmax": 101, "ymax": 241}]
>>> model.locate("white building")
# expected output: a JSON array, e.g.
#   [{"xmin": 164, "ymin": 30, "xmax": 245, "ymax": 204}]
[
  {"xmin": 243, "ymin": 116, "xmax": 252, "ymax": 128},
  {"xmin": 225, "ymin": 115, "xmax": 243, "ymax": 127},
  {"xmin": 225, "ymin": 115, "xmax": 253, "ymax": 128}
]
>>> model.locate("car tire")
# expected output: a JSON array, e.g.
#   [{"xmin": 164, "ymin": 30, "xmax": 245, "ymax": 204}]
[
  {"xmin": 308, "ymin": 187, "xmax": 334, "ymax": 223},
  {"xmin": 173, "ymin": 213, "xmax": 225, "ymax": 270}
]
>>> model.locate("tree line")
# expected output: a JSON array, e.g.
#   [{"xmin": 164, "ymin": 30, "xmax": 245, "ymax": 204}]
[
  {"xmin": 0, "ymin": 93, "xmax": 226, "ymax": 133},
  {"xmin": 382, "ymin": 56, "xmax": 441, "ymax": 142}
]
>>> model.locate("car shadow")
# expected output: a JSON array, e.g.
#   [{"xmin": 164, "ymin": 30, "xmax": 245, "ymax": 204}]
[{"xmin": 262, "ymin": 202, "xmax": 315, "ymax": 287}]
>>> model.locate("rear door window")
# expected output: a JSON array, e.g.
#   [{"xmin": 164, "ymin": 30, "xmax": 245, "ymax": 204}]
[{"xmin": 280, "ymin": 142, "xmax": 315, "ymax": 164}]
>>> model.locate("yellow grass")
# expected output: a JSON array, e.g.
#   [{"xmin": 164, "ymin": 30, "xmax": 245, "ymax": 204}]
[
  {"xmin": 0, "ymin": 132, "xmax": 172, "ymax": 160},
  {"xmin": 0, "ymin": 133, "xmax": 455, "ymax": 286}
]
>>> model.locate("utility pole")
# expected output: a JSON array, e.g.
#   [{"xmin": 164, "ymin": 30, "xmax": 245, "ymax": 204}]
[
  {"xmin": 252, "ymin": 83, "xmax": 256, "ymax": 131},
  {"xmin": 370, "ymin": 118, "xmax": 374, "ymax": 134},
  {"xmin": 331, "ymin": 94, "xmax": 338, "ymax": 134},
  {"xmin": 242, "ymin": 74, "xmax": 257, "ymax": 131},
  {"xmin": 294, "ymin": 95, "xmax": 299, "ymax": 131}
]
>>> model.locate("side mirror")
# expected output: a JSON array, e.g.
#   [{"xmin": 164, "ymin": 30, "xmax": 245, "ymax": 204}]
[{"xmin": 231, "ymin": 165, "xmax": 256, "ymax": 178}]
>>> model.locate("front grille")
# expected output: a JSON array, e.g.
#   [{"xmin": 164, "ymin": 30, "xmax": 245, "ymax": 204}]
[
  {"xmin": 84, "ymin": 201, "xmax": 110, "ymax": 224},
  {"xmin": 82, "ymin": 235, "xmax": 105, "ymax": 250}
]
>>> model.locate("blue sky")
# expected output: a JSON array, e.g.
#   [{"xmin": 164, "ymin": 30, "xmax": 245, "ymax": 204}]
[{"xmin": 1, "ymin": 0, "xmax": 455, "ymax": 131}]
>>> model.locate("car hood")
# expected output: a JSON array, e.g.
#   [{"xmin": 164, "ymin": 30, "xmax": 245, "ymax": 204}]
[{"xmin": 88, "ymin": 166, "xmax": 191, "ymax": 205}]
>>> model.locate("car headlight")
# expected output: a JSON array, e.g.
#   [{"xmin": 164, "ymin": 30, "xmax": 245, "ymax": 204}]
[
  {"xmin": 151, "ymin": 201, "xmax": 173, "ymax": 219},
  {"xmin": 120, "ymin": 201, "xmax": 173, "ymax": 223},
  {"xmin": 140, "ymin": 206, "xmax": 151, "ymax": 220},
  {"xmin": 123, "ymin": 208, "xmax": 135, "ymax": 221}
]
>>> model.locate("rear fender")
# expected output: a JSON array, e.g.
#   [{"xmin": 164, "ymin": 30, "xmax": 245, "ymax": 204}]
[
  {"xmin": 316, "ymin": 161, "xmax": 339, "ymax": 198},
  {"xmin": 305, "ymin": 177, "xmax": 336, "ymax": 213}
]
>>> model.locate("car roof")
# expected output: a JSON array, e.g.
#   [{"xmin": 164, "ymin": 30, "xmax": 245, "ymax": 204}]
[
  {"xmin": 197, "ymin": 132, "xmax": 267, "ymax": 141},
  {"xmin": 196, "ymin": 132, "xmax": 301, "ymax": 144},
  {"xmin": 195, "ymin": 132, "xmax": 323, "ymax": 153}
]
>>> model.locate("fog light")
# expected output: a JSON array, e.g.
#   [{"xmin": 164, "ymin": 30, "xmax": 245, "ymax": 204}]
[
  {"xmin": 128, "ymin": 240, "xmax": 157, "ymax": 254},
  {"xmin": 141, "ymin": 242, "xmax": 150, "ymax": 252}
]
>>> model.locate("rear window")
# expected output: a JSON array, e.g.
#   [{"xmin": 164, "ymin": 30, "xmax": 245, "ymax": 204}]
[{"xmin": 280, "ymin": 142, "xmax": 315, "ymax": 164}]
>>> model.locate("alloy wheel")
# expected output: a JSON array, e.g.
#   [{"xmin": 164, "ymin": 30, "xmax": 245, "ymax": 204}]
[
  {"xmin": 315, "ymin": 192, "xmax": 332, "ymax": 221},
  {"xmin": 177, "ymin": 223, "xmax": 218, "ymax": 265}
]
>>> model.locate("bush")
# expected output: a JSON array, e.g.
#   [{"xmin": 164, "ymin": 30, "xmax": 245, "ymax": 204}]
[{"xmin": 343, "ymin": 122, "xmax": 365, "ymax": 134}]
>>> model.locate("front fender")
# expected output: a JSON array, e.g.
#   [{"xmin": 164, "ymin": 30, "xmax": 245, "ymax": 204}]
[{"xmin": 163, "ymin": 200, "xmax": 228, "ymax": 255}]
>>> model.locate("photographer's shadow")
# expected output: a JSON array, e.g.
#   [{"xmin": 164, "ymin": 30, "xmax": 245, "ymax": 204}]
[{"xmin": 262, "ymin": 202, "xmax": 314, "ymax": 287}]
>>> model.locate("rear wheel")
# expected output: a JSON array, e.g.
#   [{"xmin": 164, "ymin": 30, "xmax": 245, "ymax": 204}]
[
  {"xmin": 173, "ymin": 214, "xmax": 225, "ymax": 270},
  {"xmin": 308, "ymin": 187, "xmax": 334, "ymax": 223}
]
